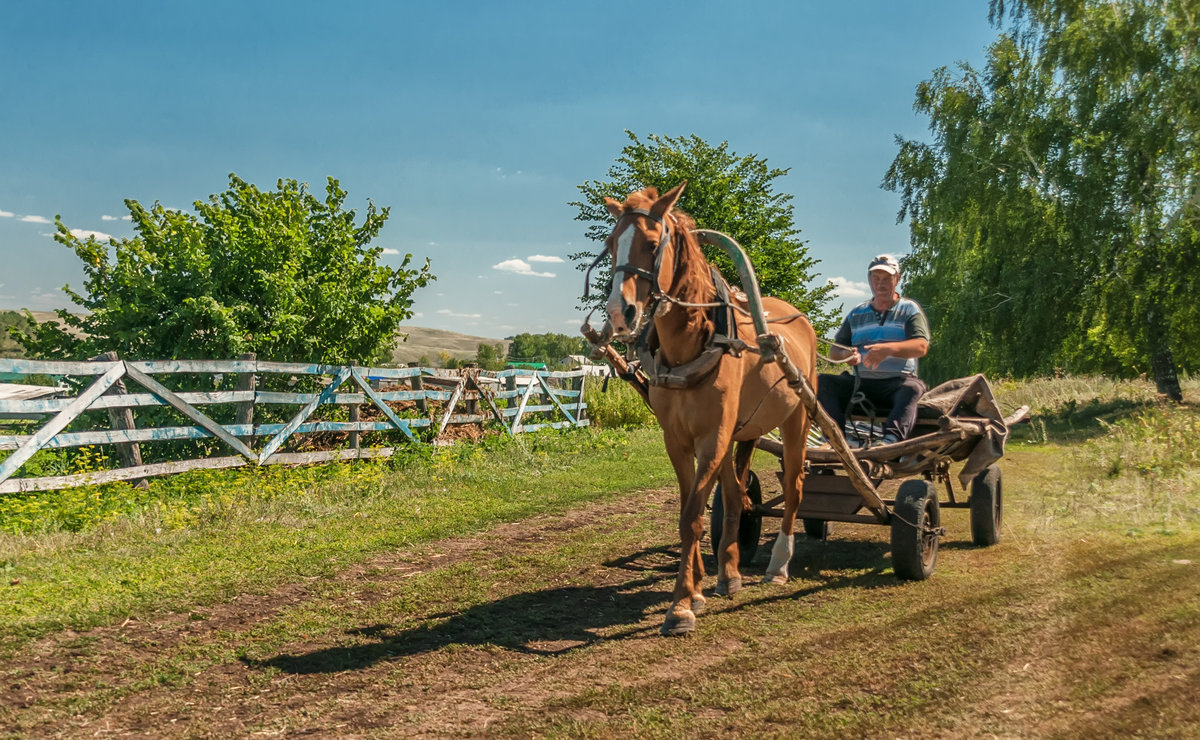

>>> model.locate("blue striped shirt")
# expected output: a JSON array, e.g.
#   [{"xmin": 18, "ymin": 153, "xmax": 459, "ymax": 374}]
[{"xmin": 833, "ymin": 297, "xmax": 930, "ymax": 378}]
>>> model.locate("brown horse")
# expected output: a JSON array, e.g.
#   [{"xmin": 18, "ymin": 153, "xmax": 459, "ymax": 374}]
[{"xmin": 602, "ymin": 182, "xmax": 818, "ymax": 635}]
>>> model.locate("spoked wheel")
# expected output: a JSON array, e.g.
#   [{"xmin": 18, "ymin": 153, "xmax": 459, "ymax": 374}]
[
  {"xmin": 970, "ymin": 464, "xmax": 1003, "ymax": 546},
  {"xmin": 890, "ymin": 479, "xmax": 942, "ymax": 581},
  {"xmin": 802, "ymin": 518, "xmax": 831, "ymax": 540},
  {"xmin": 710, "ymin": 470, "xmax": 763, "ymax": 565}
]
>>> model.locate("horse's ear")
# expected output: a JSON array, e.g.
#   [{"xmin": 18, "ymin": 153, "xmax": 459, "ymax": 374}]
[
  {"xmin": 604, "ymin": 197, "xmax": 623, "ymax": 218},
  {"xmin": 654, "ymin": 181, "xmax": 687, "ymax": 216}
]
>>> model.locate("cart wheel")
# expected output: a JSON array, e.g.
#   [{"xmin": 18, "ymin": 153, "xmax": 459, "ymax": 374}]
[
  {"xmin": 890, "ymin": 479, "xmax": 941, "ymax": 581},
  {"xmin": 802, "ymin": 518, "xmax": 831, "ymax": 540},
  {"xmin": 710, "ymin": 471, "xmax": 763, "ymax": 565},
  {"xmin": 970, "ymin": 464, "xmax": 1003, "ymax": 546}
]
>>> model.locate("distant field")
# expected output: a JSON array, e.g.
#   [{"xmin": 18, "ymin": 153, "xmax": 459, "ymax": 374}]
[{"xmin": 391, "ymin": 325, "xmax": 509, "ymax": 364}]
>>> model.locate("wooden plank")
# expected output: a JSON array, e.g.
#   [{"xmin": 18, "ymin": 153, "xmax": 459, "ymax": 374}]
[
  {"xmin": 234, "ymin": 352, "xmax": 256, "ymax": 445},
  {"xmin": 536, "ymin": 372, "xmax": 578, "ymax": 426},
  {"xmin": 509, "ymin": 378, "xmax": 538, "ymax": 433},
  {"xmin": 257, "ymin": 366, "xmax": 352, "ymax": 463},
  {"xmin": 436, "ymin": 379, "xmax": 465, "ymax": 437},
  {"xmin": 517, "ymin": 420, "xmax": 591, "ymax": 432},
  {"xmin": 0, "ymin": 390, "xmax": 257, "ymax": 414},
  {"xmin": 92, "ymin": 351, "xmax": 143, "ymax": 476},
  {"xmin": 122, "ymin": 364, "xmax": 257, "ymax": 461},
  {"xmin": 252, "ymin": 361, "xmax": 351, "ymax": 375},
  {"xmin": 262, "ymin": 447, "xmax": 396, "ymax": 466},
  {"xmin": 127, "ymin": 359, "xmax": 257, "ymax": 374},
  {"xmin": 466, "ymin": 373, "xmax": 510, "ymax": 434},
  {"xmin": 0, "ymin": 455, "xmax": 251, "ymax": 494},
  {"xmin": 0, "ymin": 362, "xmax": 127, "ymax": 485},
  {"xmin": 350, "ymin": 366, "xmax": 416, "ymax": 441},
  {"xmin": 0, "ymin": 359, "xmax": 119, "ymax": 376}
]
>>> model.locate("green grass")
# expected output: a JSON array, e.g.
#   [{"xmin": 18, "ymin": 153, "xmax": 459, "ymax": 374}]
[{"xmin": 0, "ymin": 427, "xmax": 675, "ymax": 653}]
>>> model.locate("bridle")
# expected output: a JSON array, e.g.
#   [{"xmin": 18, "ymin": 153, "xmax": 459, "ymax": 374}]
[{"xmin": 582, "ymin": 208, "xmax": 674, "ymax": 302}]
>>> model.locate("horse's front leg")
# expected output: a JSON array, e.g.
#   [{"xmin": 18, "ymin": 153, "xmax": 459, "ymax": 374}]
[
  {"xmin": 661, "ymin": 435, "xmax": 703, "ymax": 636},
  {"xmin": 765, "ymin": 407, "xmax": 811, "ymax": 584}
]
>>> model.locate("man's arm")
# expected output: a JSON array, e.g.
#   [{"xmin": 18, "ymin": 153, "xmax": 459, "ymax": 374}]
[{"xmin": 860, "ymin": 337, "xmax": 928, "ymax": 369}]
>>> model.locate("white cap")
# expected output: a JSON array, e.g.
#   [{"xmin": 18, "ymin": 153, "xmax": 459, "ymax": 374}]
[{"xmin": 868, "ymin": 254, "xmax": 900, "ymax": 275}]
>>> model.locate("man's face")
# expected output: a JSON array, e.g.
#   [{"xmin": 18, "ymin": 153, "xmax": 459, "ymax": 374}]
[{"xmin": 869, "ymin": 269, "xmax": 900, "ymax": 299}]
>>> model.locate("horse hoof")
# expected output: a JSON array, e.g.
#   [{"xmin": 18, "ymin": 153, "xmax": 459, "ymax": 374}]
[
  {"xmin": 660, "ymin": 609, "xmax": 696, "ymax": 636},
  {"xmin": 691, "ymin": 594, "xmax": 708, "ymax": 615},
  {"xmin": 715, "ymin": 577, "xmax": 742, "ymax": 597},
  {"xmin": 762, "ymin": 573, "xmax": 788, "ymax": 586}
]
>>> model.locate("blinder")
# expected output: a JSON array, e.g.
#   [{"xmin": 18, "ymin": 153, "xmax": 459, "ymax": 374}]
[{"xmin": 582, "ymin": 208, "xmax": 673, "ymax": 299}]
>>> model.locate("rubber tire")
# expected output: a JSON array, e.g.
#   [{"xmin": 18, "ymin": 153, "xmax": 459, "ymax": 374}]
[
  {"xmin": 969, "ymin": 464, "xmax": 1003, "ymax": 546},
  {"xmin": 802, "ymin": 518, "xmax": 831, "ymax": 540},
  {"xmin": 890, "ymin": 479, "xmax": 941, "ymax": 581},
  {"xmin": 710, "ymin": 471, "xmax": 763, "ymax": 565}
]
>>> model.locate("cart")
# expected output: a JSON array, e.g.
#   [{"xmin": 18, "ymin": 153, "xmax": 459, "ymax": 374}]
[{"xmin": 710, "ymin": 374, "xmax": 1030, "ymax": 580}]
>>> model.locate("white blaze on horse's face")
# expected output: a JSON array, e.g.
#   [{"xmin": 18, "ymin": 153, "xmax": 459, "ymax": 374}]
[{"xmin": 606, "ymin": 219, "xmax": 644, "ymax": 340}]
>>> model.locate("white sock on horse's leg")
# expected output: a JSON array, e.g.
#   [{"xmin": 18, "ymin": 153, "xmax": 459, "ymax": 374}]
[{"xmin": 764, "ymin": 531, "xmax": 794, "ymax": 583}]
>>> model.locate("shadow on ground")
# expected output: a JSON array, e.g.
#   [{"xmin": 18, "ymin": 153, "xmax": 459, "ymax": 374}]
[{"xmin": 246, "ymin": 537, "xmax": 902, "ymax": 676}]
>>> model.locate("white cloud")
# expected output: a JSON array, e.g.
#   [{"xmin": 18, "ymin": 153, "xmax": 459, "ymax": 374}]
[
  {"xmin": 493, "ymin": 258, "xmax": 555, "ymax": 278},
  {"xmin": 493, "ymin": 290, "xmax": 503, "ymax": 295},
  {"xmin": 101, "ymin": 214, "xmax": 119, "ymax": 221},
  {"xmin": 380, "ymin": 247, "xmax": 400, "ymax": 255},
  {"xmin": 69, "ymin": 229, "xmax": 113, "ymax": 241},
  {"xmin": 20, "ymin": 214, "xmax": 51, "ymax": 224},
  {"xmin": 829, "ymin": 276, "xmax": 869, "ymax": 304},
  {"xmin": 0, "ymin": 210, "xmax": 13, "ymax": 218},
  {"xmin": 437, "ymin": 308, "xmax": 483, "ymax": 319},
  {"xmin": 527, "ymin": 254, "xmax": 564, "ymax": 263}
]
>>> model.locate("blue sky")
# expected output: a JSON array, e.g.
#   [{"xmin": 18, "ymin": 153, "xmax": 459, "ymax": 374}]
[{"xmin": 0, "ymin": 1, "xmax": 998, "ymax": 341}]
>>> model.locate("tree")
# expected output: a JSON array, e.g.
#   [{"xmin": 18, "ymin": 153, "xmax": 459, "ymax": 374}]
[
  {"xmin": 19, "ymin": 175, "xmax": 434, "ymax": 365},
  {"xmin": 884, "ymin": 1, "xmax": 1199, "ymax": 396},
  {"xmin": 570, "ymin": 131, "xmax": 836, "ymax": 334},
  {"xmin": 473, "ymin": 342, "xmax": 506, "ymax": 370},
  {"xmin": 505, "ymin": 332, "xmax": 588, "ymax": 367}
]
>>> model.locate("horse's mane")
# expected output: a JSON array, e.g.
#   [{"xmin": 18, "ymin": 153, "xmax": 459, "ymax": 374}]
[
  {"xmin": 666, "ymin": 208, "xmax": 717, "ymax": 335},
  {"xmin": 668, "ymin": 209, "xmax": 716, "ymax": 306}
]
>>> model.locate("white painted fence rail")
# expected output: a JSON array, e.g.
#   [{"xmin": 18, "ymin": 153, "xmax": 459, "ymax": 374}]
[{"xmin": 0, "ymin": 357, "xmax": 590, "ymax": 493}]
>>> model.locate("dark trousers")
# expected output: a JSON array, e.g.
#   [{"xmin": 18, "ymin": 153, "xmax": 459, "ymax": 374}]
[{"xmin": 816, "ymin": 372, "xmax": 927, "ymax": 441}]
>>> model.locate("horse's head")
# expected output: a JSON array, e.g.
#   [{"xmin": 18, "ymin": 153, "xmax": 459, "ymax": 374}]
[{"xmin": 602, "ymin": 182, "xmax": 686, "ymax": 342}]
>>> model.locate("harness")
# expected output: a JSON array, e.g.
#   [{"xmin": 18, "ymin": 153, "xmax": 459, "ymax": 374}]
[{"xmin": 585, "ymin": 208, "xmax": 745, "ymax": 390}]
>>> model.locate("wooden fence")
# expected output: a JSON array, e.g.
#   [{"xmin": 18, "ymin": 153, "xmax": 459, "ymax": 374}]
[{"xmin": 0, "ymin": 356, "xmax": 591, "ymax": 494}]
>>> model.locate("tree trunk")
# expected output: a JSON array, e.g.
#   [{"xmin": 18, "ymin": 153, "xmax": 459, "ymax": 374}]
[{"xmin": 1146, "ymin": 312, "xmax": 1183, "ymax": 402}]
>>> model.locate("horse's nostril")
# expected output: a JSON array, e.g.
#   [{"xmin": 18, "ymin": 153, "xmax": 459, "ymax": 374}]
[{"xmin": 624, "ymin": 305, "xmax": 638, "ymax": 328}]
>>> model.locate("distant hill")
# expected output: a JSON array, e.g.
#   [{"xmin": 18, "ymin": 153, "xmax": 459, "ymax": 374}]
[
  {"xmin": 390, "ymin": 326, "xmax": 508, "ymax": 365},
  {"xmin": 2, "ymin": 310, "xmax": 506, "ymax": 365}
]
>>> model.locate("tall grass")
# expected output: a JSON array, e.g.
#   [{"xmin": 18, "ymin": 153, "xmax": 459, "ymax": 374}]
[
  {"xmin": 584, "ymin": 374, "xmax": 657, "ymax": 429},
  {"xmin": 995, "ymin": 374, "xmax": 1200, "ymax": 533}
]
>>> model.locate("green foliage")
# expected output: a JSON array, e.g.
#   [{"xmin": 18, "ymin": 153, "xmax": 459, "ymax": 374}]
[
  {"xmin": 571, "ymin": 131, "xmax": 836, "ymax": 334},
  {"xmin": 505, "ymin": 332, "xmax": 587, "ymax": 367},
  {"xmin": 583, "ymin": 376, "xmax": 658, "ymax": 430},
  {"xmin": 473, "ymin": 342, "xmax": 507, "ymax": 370},
  {"xmin": 0, "ymin": 311, "xmax": 33, "ymax": 358},
  {"xmin": 885, "ymin": 1, "xmax": 1200, "ymax": 390},
  {"xmin": 18, "ymin": 175, "xmax": 434, "ymax": 364}
]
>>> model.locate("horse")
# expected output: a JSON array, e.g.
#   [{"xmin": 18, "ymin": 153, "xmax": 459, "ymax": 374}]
[{"xmin": 600, "ymin": 182, "xmax": 819, "ymax": 636}]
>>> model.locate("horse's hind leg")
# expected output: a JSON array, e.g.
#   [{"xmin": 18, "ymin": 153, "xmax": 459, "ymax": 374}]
[{"xmin": 765, "ymin": 407, "xmax": 811, "ymax": 584}]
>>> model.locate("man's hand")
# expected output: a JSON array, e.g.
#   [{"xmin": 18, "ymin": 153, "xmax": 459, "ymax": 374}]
[{"xmin": 860, "ymin": 343, "xmax": 892, "ymax": 369}]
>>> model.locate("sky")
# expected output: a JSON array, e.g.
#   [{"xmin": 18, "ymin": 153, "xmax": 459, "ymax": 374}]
[{"xmin": 0, "ymin": 1, "xmax": 1000, "ymax": 341}]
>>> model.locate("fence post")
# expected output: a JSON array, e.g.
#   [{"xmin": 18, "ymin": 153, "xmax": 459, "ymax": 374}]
[
  {"xmin": 348, "ymin": 362, "xmax": 360, "ymax": 453},
  {"xmin": 234, "ymin": 352, "xmax": 256, "ymax": 447},
  {"xmin": 409, "ymin": 363, "xmax": 427, "ymax": 414},
  {"xmin": 92, "ymin": 351, "xmax": 145, "ymax": 486}
]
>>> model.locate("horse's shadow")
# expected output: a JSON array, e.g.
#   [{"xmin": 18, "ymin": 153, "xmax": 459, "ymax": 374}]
[{"xmin": 245, "ymin": 540, "xmax": 896, "ymax": 675}]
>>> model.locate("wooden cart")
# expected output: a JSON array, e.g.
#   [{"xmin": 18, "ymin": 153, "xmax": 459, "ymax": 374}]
[{"xmin": 711, "ymin": 380, "xmax": 1030, "ymax": 580}]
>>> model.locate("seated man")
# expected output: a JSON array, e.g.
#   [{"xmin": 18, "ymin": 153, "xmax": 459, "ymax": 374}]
[{"xmin": 817, "ymin": 254, "xmax": 930, "ymax": 447}]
